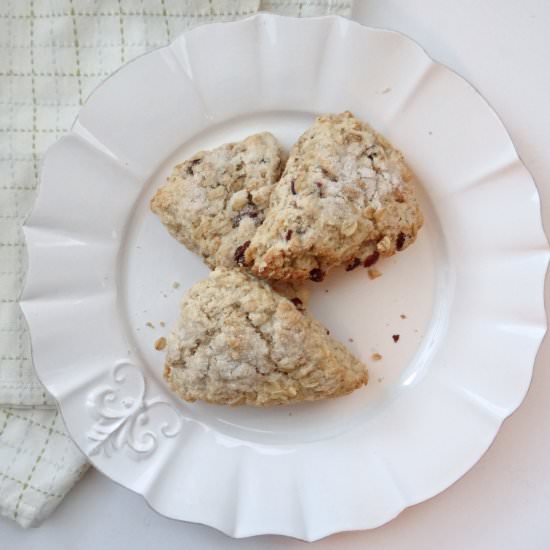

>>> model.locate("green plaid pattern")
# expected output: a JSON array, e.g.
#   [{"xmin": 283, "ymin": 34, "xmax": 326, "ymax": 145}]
[{"xmin": 0, "ymin": 407, "xmax": 88, "ymax": 526}]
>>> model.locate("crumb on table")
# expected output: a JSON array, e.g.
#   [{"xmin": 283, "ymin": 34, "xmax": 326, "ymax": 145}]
[
  {"xmin": 371, "ymin": 352, "xmax": 383, "ymax": 361},
  {"xmin": 154, "ymin": 337, "xmax": 167, "ymax": 351}
]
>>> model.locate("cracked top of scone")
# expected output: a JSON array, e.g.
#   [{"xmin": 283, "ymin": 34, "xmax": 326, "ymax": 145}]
[
  {"xmin": 244, "ymin": 112, "xmax": 424, "ymax": 282},
  {"xmin": 150, "ymin": 132, "xmax": 284, "ymax": 269},
  {"xmin": 163, "ymin": 268, "xmax": 368, "ymax": 406}
]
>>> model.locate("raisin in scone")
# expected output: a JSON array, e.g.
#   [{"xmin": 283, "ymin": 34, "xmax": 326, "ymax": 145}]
[
  {"xmin": 151, "ymin": 133, "xmax": 284, "ymax": 269},
  {"xmin": 164, "ymin": 268, "xmax": 368, "ymax": 406},
  {"xmin": 244, "ymin": 112, "xmax": 423, "ymax": 282}
]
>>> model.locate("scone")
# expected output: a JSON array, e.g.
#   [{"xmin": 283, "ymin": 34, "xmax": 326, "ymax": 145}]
[
  {"xmin": 163, "ymin": 268, "xmax": 368, "ymax": 406},
  {"xmin": 244, "ymin": 112, "xmax": 423, "ymax": 282},
  {"xmin": 151, "ymin": 133, "xmax": 284, "ymax": 269}
]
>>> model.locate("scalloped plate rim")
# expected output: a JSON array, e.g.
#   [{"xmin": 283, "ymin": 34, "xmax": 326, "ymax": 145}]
[{"xmin": 20, "ymin": 14, "xmax": 550, "ymax": 541}]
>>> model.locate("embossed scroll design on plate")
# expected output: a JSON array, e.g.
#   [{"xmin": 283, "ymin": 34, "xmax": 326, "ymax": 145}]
[{"xmin": 87, "ymin": 361, "xmax": 182, "ymax": 459}]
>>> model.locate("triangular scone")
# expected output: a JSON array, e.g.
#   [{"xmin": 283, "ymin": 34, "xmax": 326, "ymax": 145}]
[
  {"xmin": 151, "ymin": 133, "xmax": 284, "ymax": 269},
  {"xmin": 244, "ymin": 112, "xmax": 423, "ymax": 282},
  {"xmin": 164, "ymin": 268, "xmax": 368, "ymax": 406}
]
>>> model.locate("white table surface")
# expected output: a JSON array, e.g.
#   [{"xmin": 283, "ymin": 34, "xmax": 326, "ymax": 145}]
[{"xmin": 3, "ymin": 1, "xmax": 550, "ymax": 548}]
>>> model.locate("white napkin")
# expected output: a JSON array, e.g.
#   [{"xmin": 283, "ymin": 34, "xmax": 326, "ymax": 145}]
[{"xmin": 0, "ymin": 0, "xmax": 353, "ymax": 528}]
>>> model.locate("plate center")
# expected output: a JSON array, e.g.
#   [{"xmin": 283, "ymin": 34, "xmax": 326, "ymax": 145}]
[{"xmin": 121, "ymin": 111, "xmax": 450, "ymax": 444}]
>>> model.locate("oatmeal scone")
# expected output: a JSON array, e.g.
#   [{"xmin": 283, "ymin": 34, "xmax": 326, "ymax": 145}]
[
  {"xmin": 151, "ymin": 133, "xmax": 284, "ymax": 269},
  {"xmin": 164, "ymin": 268, "xmax": 368, "ymax": 406},
  {"xmin": 244, "ymin": 112, "xmax": 423, "ymax": 282}
]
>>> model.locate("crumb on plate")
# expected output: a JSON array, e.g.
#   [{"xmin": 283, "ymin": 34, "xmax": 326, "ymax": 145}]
[
  {"xmin": 368, "ymin": 268, "xmax": 382, "ymax": 280},
  {"xmin": 154, "ymin": 337, "xmax": 167, "ymax": 351}
]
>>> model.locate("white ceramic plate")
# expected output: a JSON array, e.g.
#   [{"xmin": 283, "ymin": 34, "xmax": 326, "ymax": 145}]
[{"xmin": 21, "ymin": 14, "xmax": 549, "ymax": 541}]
